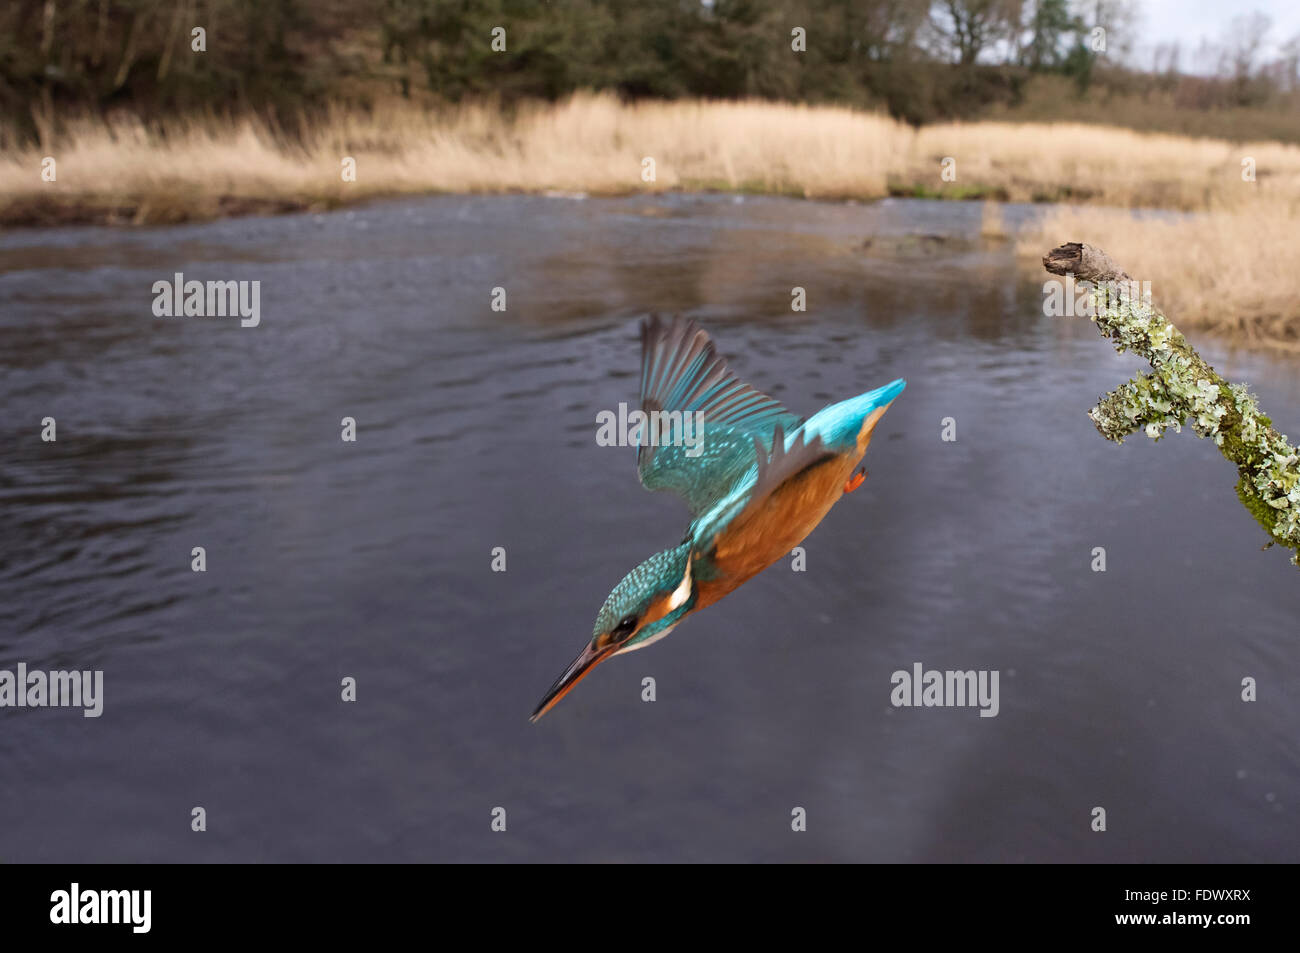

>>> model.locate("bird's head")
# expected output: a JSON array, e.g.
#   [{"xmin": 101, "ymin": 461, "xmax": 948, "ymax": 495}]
[{"xmin": 530, "ymin": 543, "xmax": 695, "ymax": 722}]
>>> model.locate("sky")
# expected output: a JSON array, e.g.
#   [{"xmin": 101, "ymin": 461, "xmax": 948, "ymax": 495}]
[{"xmin": 1133, "ymin": 0, "xmax": 1300, "ymax": 71}]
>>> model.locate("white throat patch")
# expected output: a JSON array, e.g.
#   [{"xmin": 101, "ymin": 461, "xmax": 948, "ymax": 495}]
[
  {"xmin": 667, "ymin": 559, "xmax": 693, "ymax": 610},
  {"xmin": 618, "ymin": 623, "xmax": 676, "ymax": 653}
]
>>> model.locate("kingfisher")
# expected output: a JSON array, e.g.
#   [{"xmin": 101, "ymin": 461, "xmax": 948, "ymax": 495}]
[{"xmin": 530, "ymin": 315, "xmax": 905, "ymax": 721}]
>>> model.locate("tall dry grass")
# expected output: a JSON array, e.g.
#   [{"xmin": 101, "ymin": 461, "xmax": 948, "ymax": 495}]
[
  {"xmin": 6, "ymin": 93, "xmax": 1300, "ymax": 224},
  {"xmin": 1015, "ymin": 199, "xmax": 1300, "ymax": 352},
  {"xmin": 911, "ymin": 121, "xmax": 1300, "ymax": 209}
]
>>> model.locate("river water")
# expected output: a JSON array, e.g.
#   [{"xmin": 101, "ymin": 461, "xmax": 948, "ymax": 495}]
[{"xmin": 1, "ymin": 194, "xmax": 1296, "ymax": 861}]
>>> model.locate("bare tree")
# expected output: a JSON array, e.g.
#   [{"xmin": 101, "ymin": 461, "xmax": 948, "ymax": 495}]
[
  {"xmin": 1226, "ymin": 11, "xmax": 1273, "ymax": 80},
  {"xmin": 1279, "ymin": 34, "xmax": 1300, "ymax": 91},
  {"xmin": 930, "ymin": 0, "xmax": 1024, "ymax": 65}
]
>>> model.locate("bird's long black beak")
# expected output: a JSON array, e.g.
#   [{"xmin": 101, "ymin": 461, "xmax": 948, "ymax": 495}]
[{"xmin": 530, "ymin": 640, "xmax": 617, "ymax": 723}]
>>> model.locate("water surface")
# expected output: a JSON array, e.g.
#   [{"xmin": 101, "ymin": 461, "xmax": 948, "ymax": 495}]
[{"xmin": 1, "ymin": 194, "xmax": 1296, "ymax": 862}]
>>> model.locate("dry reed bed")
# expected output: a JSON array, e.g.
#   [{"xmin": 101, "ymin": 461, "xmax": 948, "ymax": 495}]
[
  {"xmin": 5, "ymin": 93, "xmax": 1300, "ymax": 219},
  {"xmin": 1009, "ymin": 200, "xmax": 1300, "ymax": 351}
]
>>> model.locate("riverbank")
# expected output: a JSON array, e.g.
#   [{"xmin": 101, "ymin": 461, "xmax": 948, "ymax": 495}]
[
  {"xmin": 4, "ymin": 94, "xmax": 1298, "ymax": 347},
  {"xmin": 7, "ymin": 94, "xmax": 1300, "ymax": 224}
]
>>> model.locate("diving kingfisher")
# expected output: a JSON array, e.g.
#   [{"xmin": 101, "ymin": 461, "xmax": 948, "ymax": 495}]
[{"xmin": 530, "ymin": 315, "xmax": 905, "ymax": 721}]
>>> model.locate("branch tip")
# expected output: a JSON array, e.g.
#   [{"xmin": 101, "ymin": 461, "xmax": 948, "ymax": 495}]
[{"xmin": 1042, "ymin": 242, "xmax": 1130, "ymax": 283}]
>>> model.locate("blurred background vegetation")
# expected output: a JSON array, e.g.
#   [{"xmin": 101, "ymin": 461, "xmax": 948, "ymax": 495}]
[{"xmin": 4, "ymin": 0, "xmax": 1299, "ymax": 142}]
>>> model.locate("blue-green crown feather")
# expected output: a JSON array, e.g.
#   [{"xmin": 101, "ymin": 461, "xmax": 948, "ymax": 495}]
[{"xmin": 593, "ymin": 542, "xmax": 693, "ymax": 646}]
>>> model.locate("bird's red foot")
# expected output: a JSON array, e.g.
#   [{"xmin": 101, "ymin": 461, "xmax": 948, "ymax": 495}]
[{"xmin": 844, "ymin": 468, "xmax": 867, "ymax": 493}]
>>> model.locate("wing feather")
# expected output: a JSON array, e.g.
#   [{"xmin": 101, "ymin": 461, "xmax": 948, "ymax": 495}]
[{"xmin": 635, "ymin": 315, "xmax": 803, "ymax": 516}]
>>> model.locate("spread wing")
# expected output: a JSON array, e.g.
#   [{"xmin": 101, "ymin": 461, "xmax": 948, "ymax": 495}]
[{"xmin": 635, "ymin": 314, "xmax": 803, "ymax": 517}]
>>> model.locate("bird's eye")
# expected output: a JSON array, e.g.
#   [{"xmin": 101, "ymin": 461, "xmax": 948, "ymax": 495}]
[{"xmin": 614, "ymin": 615, "xmax": 638, "ymax": 637}]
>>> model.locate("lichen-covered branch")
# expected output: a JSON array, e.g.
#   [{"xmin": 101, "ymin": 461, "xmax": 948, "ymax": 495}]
[{"xmin": 1043, "ymin": 242, "xmax": 1300, "ymax": 566}]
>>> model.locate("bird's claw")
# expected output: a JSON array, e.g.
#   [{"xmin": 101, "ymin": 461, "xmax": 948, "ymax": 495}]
[{"xmin": 844, "ymin": 467, "xmax": 867, "ymax": 493}]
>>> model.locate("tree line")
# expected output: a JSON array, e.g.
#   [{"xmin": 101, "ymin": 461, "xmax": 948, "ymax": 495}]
[{"xmin": 3, "ymin": 0, "xmax": 1297, "ymax": 138}]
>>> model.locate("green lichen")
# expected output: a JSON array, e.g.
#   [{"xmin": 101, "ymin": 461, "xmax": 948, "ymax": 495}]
[
  {"xmin": 1082, "ymin": 281, "xmax": 1300, "ymax": 566},
  {"xmin": 1236, "ymin": 475, "xmax": 1281, "ymax": 541}
]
